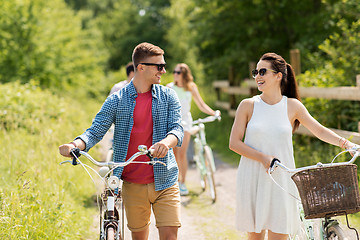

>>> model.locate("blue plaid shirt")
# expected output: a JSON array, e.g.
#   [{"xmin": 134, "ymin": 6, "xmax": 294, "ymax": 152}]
[{"xmin": 77, "ymin": 81, "xmax": 184, "ymax": 191}]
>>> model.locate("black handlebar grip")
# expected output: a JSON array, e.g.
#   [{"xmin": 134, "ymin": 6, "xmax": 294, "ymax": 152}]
[
  {"xmin": 69, "ymin": 148, "xmax": 81, "ymax": 165},
  {"xmin": 146, "ymin": 151, "xmax": 153, "ymax": 161},
  {"xmin": 270, "ymin": 158, "xmax": 280, "ymax": 168}
]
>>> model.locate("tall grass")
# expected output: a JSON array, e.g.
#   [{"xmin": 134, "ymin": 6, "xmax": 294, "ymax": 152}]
[{"xmin": 0, "ymin": 81, "xmax": 102, "ymax": 239}]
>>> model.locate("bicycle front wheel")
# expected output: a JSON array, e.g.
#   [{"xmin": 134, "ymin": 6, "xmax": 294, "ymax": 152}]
[
  {"xmin": 106, "ymin": 227, "xmax": 115, "ymax": 240},
  {"xmin": 204, "ymin": 145, "xmax": 216, "ymax": 203},
  {"xmin": 327, "ymin": 224, "xmax": 346, "ymax": 240}
]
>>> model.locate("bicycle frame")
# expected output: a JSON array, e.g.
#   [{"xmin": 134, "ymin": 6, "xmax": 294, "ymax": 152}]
[
  {"xmin": 191, "ymin": 124, "xmax": 213, "ymax": 176},
  {"xmin": 60, "ymin": 145, "xmax": 164, "ymax": 240},
  {"xmin": 188, "ymin": 112, "xmax": 220, "ymax": 202}
]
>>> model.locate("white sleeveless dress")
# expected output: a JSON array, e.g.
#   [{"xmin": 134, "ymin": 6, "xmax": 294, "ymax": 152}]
[
  {"xmin": 169, "ymin": 83, "xmax": 193, "ymax": 131},
  {"xmin": 236, "ymin": 95, "xmax": 300, "ymax": 235}
]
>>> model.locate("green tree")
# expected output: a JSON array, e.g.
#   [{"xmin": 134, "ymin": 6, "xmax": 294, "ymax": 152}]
[
  {"xmin": 191, "ymin": 0, "xmax": 339, "ymax": 81},
  {"xmin": 93, "ymin": 0, "xmax": 171, "ymax": 70},
  {"xmin": 298, "ymin": 0, "xmax": 360, "ymax": 132},
  {"xmin": 0, "ymin": 0, "xmax": 108, "ymax": 98},
  {"xmin": 164, "ymin": 0, "xmax": 204, "ymax": 81}
]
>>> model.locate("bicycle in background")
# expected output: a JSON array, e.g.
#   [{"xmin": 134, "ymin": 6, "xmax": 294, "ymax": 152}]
[
  {"xmin": 188, "ymin": 110, "xmax": 221, "ymax": 203},
  {"xmin": 60, "ymin": 145, "xmax": 165, "ymax": 240},
  {"xmin": 269, "ymin": 146, "xmax": 360, "ymax": 240}
]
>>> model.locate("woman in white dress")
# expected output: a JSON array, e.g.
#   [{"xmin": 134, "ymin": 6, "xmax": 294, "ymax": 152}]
[
  {"xmin": 168, "ymin": 63, "xmax": 219, "ymax": 195},
  {"xmin": 229, "ymin": 52, "xmax": 357, "ymax": 240}
]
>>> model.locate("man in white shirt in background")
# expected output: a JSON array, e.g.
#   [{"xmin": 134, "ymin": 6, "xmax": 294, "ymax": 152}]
[{"xmin": 109, "ymin": 61, "xmax": 135, "ymax": 95}]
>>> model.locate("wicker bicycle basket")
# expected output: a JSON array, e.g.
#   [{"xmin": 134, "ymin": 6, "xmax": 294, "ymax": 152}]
[{"xmin": 291, "ymin": 164, "xmax": 360, "ymax": 219}]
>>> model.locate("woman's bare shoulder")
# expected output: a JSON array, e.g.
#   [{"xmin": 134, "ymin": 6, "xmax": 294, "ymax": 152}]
[
  {"xmin": 287, "ymin": 97, "xmax": 305, "ymax": 110},
  {"xmin": 235, "ymin": 98, "xmax": 255, "ymax": 117},
  {"xmin": 239, "ymin": 97, "xmax": 254, "ymax": 108}
]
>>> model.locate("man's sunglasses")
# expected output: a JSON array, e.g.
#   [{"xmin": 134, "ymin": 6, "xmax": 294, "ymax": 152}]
[
  {"xmin": 173, "ymin": 70, "xmax": 181, "ymax": 75},
  {"xmin": 138, "ymin": 63, "xmax": 166, "ymax": 71},
  {"xmin": 252, "ymin": 68, "xmax": 277, "ymax": 78}
]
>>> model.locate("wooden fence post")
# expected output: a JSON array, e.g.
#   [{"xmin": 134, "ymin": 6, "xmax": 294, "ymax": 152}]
[
  {"xmin": 249, "ymin": 61, "xmax": 256, "ymax": 79},
  {"xmin": 356, "ymin": 74, "xmax": 360, "ymax": 87},
  {"xmin": 290, "ymin": 49, "xmax": 301, "ymax": 76},
  {"xmin": 229, "ymin": 66, "xmax": 237, "ymax": 109}
]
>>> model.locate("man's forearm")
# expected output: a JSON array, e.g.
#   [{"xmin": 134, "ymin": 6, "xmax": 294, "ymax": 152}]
[
  {"xmin": 161, "ymin": 134, "xmax": 179, "ymax": 148},
  {"xmin": 72, "ymin": 139, "xmax": 86, "ymax": 150}
]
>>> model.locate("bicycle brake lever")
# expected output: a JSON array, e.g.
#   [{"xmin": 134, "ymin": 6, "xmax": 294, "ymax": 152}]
[
  {"xmin": 146, "ymin": 148, "xmax": 155, "ymax": 159},
  {"xmin": 60, "ymin": 160, "xmax": 72, "ymax": 165},
  {"xmin": 69, "ymin": 148, "xmax": 81, "ymax": 165}
]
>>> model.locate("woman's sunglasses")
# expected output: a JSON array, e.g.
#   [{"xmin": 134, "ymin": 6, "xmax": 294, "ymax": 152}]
[
  {"xmin": 252, "ymin": 68, "xmax": 277, "ymax": 78},
  {"xmin": 138, "ymin": 63, "xmax": 166, "ymax": 71},
  {"xmin": 173, "ymin": 70, "xmax": 181, "ymax": 75}
]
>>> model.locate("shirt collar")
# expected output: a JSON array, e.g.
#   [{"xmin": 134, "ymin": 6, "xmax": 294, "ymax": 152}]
[{"xmin": 128, "ymin": 80, "xmax": 158, "ymax": 99}]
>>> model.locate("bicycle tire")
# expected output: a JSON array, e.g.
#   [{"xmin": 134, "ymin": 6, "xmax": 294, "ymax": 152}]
[
  {"xmin": 106, "ymin": 227, "xmax": 115, "ymax": 240},
  {"xmin": 204, "ymin": 145, "xmax": 216, "ymax": 173},
  {"xmin": 327, "ymin": 224, "xmax": 346, "ymax": 240},
  {"xmin": 204, "ymin": 146, "xmax": 216, "ymax": 203}
]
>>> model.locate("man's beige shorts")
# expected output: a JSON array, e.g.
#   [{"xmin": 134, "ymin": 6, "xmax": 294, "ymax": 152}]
[{"xmin": 122, "ymin": 181, "xmax": 181, "ymax": 232}]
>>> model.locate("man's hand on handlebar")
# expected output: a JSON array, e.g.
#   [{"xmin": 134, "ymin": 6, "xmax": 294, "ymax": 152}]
[
  {"xmin": 150, "ymin": 142, "xmax": 169, "ymax": 158},
  {"xmin": 59, "ymin": 143, "xmax": 76, "ymax": 158}
]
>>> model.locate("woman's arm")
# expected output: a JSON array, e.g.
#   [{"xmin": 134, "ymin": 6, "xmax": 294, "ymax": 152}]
[
  {"xmin": 190, "ymin": 83, "xmax": 216, "ymax": 116},
  {"xmin": 290, "ymin": 99, "xmax": 356, "ymax": 149},
  {"xmin": 229, "ymin": 99, "xmax": 274, "ymax": 169}
]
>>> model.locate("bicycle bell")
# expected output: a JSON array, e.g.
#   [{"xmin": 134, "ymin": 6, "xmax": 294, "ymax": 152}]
[{"xmin": 108, "ymin": 176, "xmax": 120, "ymax": 190}]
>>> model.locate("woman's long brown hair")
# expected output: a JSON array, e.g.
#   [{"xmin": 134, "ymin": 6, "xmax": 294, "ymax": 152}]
[{"xmin": 261, "ymin": 53, "xmax": 301, "ymax": 131}]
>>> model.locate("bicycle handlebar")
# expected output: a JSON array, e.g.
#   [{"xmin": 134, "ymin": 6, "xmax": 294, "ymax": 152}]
[
  {"xmin": 192, "ymin": 110, "xmax": 221, "ymax": 125},
  {"xmin": 269, "ymin": 146, "xmax": 360, "ymax": 174},
  {"xmin": 60, "ymin": 145, "xmax": 165, "ymax": 167}
]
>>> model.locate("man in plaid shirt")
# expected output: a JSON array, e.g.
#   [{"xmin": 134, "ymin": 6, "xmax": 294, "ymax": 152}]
[{"xmin": 59, "ymin": 42, "xmax": 184, "ymax": 240}]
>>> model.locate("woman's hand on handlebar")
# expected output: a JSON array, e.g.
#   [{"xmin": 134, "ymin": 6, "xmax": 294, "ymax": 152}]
[
  {"xmin": 345, "ymin": 141, "xmax": 359, "ymax": 157},
  {"xmin": 262, "ymin": 155, "xmax": 276, "ymax": 172}
]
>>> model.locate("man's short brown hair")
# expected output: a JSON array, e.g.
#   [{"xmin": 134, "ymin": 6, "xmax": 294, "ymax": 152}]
[{"xmin": 132, "ymin": 42, "xmax": 164, "ymax": 70}]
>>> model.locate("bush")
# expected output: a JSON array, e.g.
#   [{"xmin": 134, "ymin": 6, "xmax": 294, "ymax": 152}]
[{"xmin": 0, "ymin": 81, "xmax": 102, "ymax": 239}]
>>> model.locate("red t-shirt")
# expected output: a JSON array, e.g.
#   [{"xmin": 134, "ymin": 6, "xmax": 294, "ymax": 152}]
[{"xmin": 121, "ymin": 91, "xmax": 154, "ymax": 184}]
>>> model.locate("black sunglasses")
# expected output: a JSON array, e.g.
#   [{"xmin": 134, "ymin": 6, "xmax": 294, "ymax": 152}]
[
  {"xmin": 252, "ymin": 68, "xmax": 277, "ymax": 78},
  {"xmin": 173, "ymin": 70, "xmax": 181, "ymax": 75},
  {"xmin": 138, "ymin": 62, "xmax": 166, "ymax": 71}
]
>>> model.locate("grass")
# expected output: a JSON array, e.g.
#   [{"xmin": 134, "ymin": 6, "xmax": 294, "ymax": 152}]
[{"xmin": 0, "ymin": 82, "xmax": 102, "ymax": 239}]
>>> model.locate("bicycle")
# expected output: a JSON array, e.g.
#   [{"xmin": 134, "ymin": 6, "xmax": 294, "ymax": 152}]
[
  {"xmin": 188, "ymin": 110, "xmax": 221, "ymax": 203},
  {"xmin": 60, "ymin": 145, "xmax": 165, "ymax": 240},
  {"xmin": 269, "ymin": 146, "xmax": 360, "ymax": 240}
]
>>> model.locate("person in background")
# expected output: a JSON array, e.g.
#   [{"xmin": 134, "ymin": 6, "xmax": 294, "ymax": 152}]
[
  {"xmin": 109, "ymin": 61, "xmax": 135, "ymax": 95},
  {"xmin": 229, "ymin": 52, "xmax": 358, "ymax": 240},
  {"xmin": 59, "ymin": 42, "xmax": 184, "ymax": 240},
  {"xmin": 168, "ymin": 63, "xmax": 220, "ymax": 196},
  {"xmin": 107, "ymin": 62, "xmax": 135, "ymax": 152}
]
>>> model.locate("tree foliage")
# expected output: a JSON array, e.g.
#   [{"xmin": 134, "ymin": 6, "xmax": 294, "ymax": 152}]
[
  {"xmin": 190, "ymin": 0, "xmax": 339, "ymax": 80},
  {"xmin": 298, "ymin": 0, "xmax": 360, "ymax": 132},
  {"xmin": 0, "ymin": 0, "xmax": 108, "ymax": 99},
  {"xmin": 83, "ymin": 0, "xmax": 171, "ymax": 70}
]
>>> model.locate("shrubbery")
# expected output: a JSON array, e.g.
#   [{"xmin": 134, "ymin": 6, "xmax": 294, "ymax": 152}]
[{"xmin": 0, "ymin": 81, "xmax": 101, "ymax": 239}]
